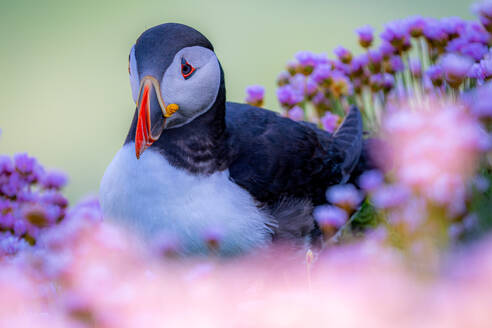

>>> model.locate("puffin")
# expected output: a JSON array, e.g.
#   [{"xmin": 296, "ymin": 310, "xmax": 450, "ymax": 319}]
[{"xmin": 100, "ymin": 23, "xmax": 369, "ymax": 255}]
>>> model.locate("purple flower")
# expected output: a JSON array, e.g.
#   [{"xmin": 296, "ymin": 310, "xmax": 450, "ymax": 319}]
[
  {"xmin": 370, "ymin": 74, "xmax": 384, "ymax": 92},
  {"xmin": 480, "ymin": 58, "xmax": 492, "ymax": 79},
  {"xmin": 277, "ymin": 85, "xmax": 304, "ymax": 107},
  {"xmin": 41, "ymin": 191, "xmax": 68, "ymax": 208},
  {"xmin": 466, "ymin": 22, "xmax": 490, "ymax": 44},
  {"xmin": 67, "ymin": 196, "xmax": 102, "ymax": 222},
  {"xmin": 276, "ymin": 71, "xmax": 290, "ymax": 86},
  {"xmin": 468, "ymin": 63, "xmax": 484, "ymax": 80},
  {"xmin": 381, "ymin": 20, "xmax": 410, "ymax": 49},
  {"xmin": 426, "ymin": 65, "xmax": 444, "ymax": 87},
  {"xmin": 289, "ymin": 74, "xmax": 318, "ymax": 97},
  {"xmin": 388, "ymin": 56, "xmax": 405, "ymax": 73},
  {"xmin": 312, "ymin": 64, "xmax": 333, "ymax": 84},
  {"xmin": 409, "ymin": 58, "xmax": 422, "ymax": 78},
  {"xmin": 13, "ymin": 219, "xmax": 27, "ymax": 236},
  {"xmin": 330, "ymin": 71, "xmax": 353, "ymax": 97},
  {"xmin": 423, "ymin": 18, "xmax": 448, "ymax": 44},
  {"xmin": 350, "ymin": 54, "xmax": 369, "ymax": 76},
  {"xmin": 203, "ymin": 227, "xmax": 224, "ymax": 251},
  {"xmin": 152, "ymin": 233, "xmax": 181, "ymax": 257},
  {"xmin": 440, "ymin": 54, "xmax": 473, "ymax": 88},
  {"xmin": 0, "ymin": 156, "xmax": 13, "ymax": 174},
  {"xmin": 334, "ymin": 46, "xmax": 353, "ymax": 64},
  {"xmin": 305, "ymin": 77, "xmax": 318, "ymax": 96},
  {"xmin": 473, "ymin": 1, "xmax": 492, "ymax": 22},
  {"xmin": 1, "ymin": 172, "xmax": 26, "ymax": 197},
  {"xmin": 356, "ymin": 25, "xmax": 374, "ymax": 48},
  {"xmin": 465, "ymin": 82, "xmax": 492, "ymax": 118},
  {"xmin": 372, "ymin": 184, "xmax": 410, "ymax": 209},
  {"xmin": 460, "ymin": 42, "xmax": 488, "ymax": 61},
  {"xmin": 326, "ymin": 184, "xmax": 362, "ymax": 210},
  {"xmin": 379, "ymin": 42, "xmax": 396, "ymax": 59},
  {"xmin": 244, "ymin": 85, "xmax": 265, "ymax": 107},
  {"xmin": 367, "ymin": 49, "xmax": 382, "ymax": 64},
  {"xmin": 295, "ymin": 51, "xmax": 318, "ymax": 68},
  {"xmin": 358, "ymin": 170, "xmax": 384, "ymax": 193},
  {"xmin": 382, "ymin": 73, "xmax": 395, "ymax": 93},
  {"xmin": 41, "ymin": 170, "xmax": 68, "ymax": 190},
  {"xmin": 313, "ymin": 205, "xmax": 348, "ymax": 230},
  {"xmin": 440, "ymin": 17, "xmax": 466, "ymax": 36},
  {"xmin": 406, "ymin": 16, "xmax": 427, "ymax": 37},
  {"xmin": 312, "ymin": 92, "xmax": 331, "ymax": 109},
  {"xmin": 14, "ymin": 153, "xmax": 36, "ymax": 176},
  {"xmin": 320, "ymin": 112, "xmax": 339, "ymax": 133},
  {"xmin": 287, "ymin": 106, "xmax": 304, "ymax": 121}
]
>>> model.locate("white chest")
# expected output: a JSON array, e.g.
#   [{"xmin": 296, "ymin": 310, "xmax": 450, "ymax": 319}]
[{"xmin": 99, "ymin": 144, "xmax": 273, "ymax": 255}]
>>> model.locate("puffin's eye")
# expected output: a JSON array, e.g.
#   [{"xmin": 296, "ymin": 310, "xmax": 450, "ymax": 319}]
[{"xmin": 181, "ymin": 58, "xmax": 196, "ymax": 80}]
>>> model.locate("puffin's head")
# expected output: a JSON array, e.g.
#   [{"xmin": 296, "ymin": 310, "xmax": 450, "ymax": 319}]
[{"xmin": 129, "ymin": 23, "xmax": 221, "ymax": 158}]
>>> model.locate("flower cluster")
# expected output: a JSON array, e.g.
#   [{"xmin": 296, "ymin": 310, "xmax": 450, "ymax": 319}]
[
  {"xmin": 0, "ymin": 153, "xmax": 69, "ymax": 255},
  {"xmin": 243, "ymin": 4, "xmax": 492, "ymax": 133},
  {"xmin": 2, "ymin": 214, "xmax": 492, "ymax": 327},
  {"xmin": 242, "ymin": 1, "xmax": 492, "ymax": 251}
]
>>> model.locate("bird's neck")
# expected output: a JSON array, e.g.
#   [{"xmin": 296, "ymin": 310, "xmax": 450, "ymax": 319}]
[{"xmin": 124, "ymin": 77, "xmax": 229, "ymax": 175}]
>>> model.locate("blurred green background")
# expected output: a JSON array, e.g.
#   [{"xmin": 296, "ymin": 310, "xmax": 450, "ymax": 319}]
[{"xmin": 0, "ymin": 0, "xmax": 474, "ymax": 202}]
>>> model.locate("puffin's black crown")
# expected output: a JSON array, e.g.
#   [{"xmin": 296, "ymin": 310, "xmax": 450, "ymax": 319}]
[{"xmin": 135, "ymin": 23, "xmax": 214, "ymax": 79}]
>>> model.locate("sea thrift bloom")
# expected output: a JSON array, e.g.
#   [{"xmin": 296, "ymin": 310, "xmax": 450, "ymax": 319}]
[
  {"xmin": 440, "ymin": 54, "xmax": 473, "ymax": 88},
  {"xmin": 330, "ymin": 72, "xmax": 353, "ymax": 98},
  {"xmin": 320, "ymin": 112, "xmax": 339, "ymax": 133},
  {"xmin": 382, "ymin": 74, "xmax": 395, "ymax": 93},
  {"xmin": 388, "ymin": 56, "xmax": 405, "ymax": 73},
  {"xmin": 468, "ymin": 63, "xmax": 484, "ymax": 80},
  {"xmin": 334, "ymin": 46, "xmax": 353, "ymax": 64},
  {"xmin": 295, "ymin": 51, "xmax": 318, "ymax": 68},
  {"xmin": 277, "ymin": 85, "xmax": 304, "ymax": 107},
  {"xmin": 287, "ymin": 106, "xmax": 304, "ymax": 121},
  {"xmin": 245, "ymin": 85, "xmax": 265, "ymax": 107},
  {"xmin": 406, "ymin": 16, "xmax": 427, "ymax": 38},
  {"xmin": 473, "ymin": 1, "xmax": 492, "ymax": 31},
  {"xmin": 312, "ymin": 64, "xmax": 333, "ymax": 84},
  {"xmin": 276, "ymin": 71, "xmax": 290, "ymax": 86},
  {"xmin": 313, "ymin": 205, "xmax": 348, "ymax": 237},
  {"xmin": 356, "ymin": 25, "xmax": 374, "ymax": 48},
  {"xmin": 326, "ymin": 184, "xmax": 363, "ymax": 211},
  {"xmin": 409, "ymin": 58, "xmax": 422, "ymax": 78},
  {"xmin": 203, "ymin": 227, "xmax": 224, "ymax": 251},
  {"xmin": 426, "ymin": 65, "xmax": 444, "ymax": 87},
  {"xmin": 378, "ymin": 99, "xmax": 484, "ymax": 210},
  {"xmin": 440, "ymin": 17, "xmax": 466, "ymax": 37},
  {"xmin": 461, "ymin": 43, "xmax": 488, "ymax": 61},
  {"xmin": 465, "ymin": 82, "xmax": 492, "ymax": 118},
  {"xmin": 358, "ymin": 170, "xmax": 384, "ymax": 193},
  {"xmin": 0, "ymin": 153, "xmax": 69, "ymax": 254},
  {"xmin": 423, "ymin": 19, "xmax": 449, "ymax": 46},
  {"xmin": 41, "ymin": 170, "xmax": 68, "ymax": 190},
  {"xmin": 380, "ymin": 42, "xmax": 396, "ymax": 59},
  {"xmin": 372, "ymin": 184, "xmax": 410, "ymax": 209},
  {"xmin": 381, "ymin": 21, "xmax": 410, "ymax": 50}
]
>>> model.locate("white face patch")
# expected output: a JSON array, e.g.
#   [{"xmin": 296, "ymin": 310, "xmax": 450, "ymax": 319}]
[
  {"xmin": 160, "ymin": 46, "xmax": 221, "ymax": 129},
  {"xmin": 129, "ymin": 45, "xmax": 140, "ymax": 103}
]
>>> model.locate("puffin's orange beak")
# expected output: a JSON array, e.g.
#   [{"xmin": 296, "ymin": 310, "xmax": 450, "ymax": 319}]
[{"xmin": 135, "ymin": 77, "xmax": 179, "ymax": 159}]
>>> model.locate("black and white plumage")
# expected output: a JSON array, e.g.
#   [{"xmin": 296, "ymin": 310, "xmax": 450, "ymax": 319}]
[{"xmin": 100, "ymin": 23, "xmax": 370, "ymax": 255}]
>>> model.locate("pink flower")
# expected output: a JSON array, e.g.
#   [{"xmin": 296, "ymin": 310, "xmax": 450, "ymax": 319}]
[
  {"xmin": 378, "ymin": 98, "xmax": 484, "ymax": 209},
  {"xmin": 326, "ymin": 184, "xmax": 363, "ymax": 211},
  {"xmin": 245, "ymin": 85, "xmax": 265, "ymax": 107},
  {"xmin": 320, "ymin": 112, "xmax": 339, "ymax": 132},
  {"xmin": 287, "ymin": 106, "xmax": 304, "ymax": 121}
]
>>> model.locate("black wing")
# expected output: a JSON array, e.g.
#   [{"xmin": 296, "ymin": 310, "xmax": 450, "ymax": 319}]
[{"xmin": 225, "ymin": 102, "xmax": 363, "ymax": 207}]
